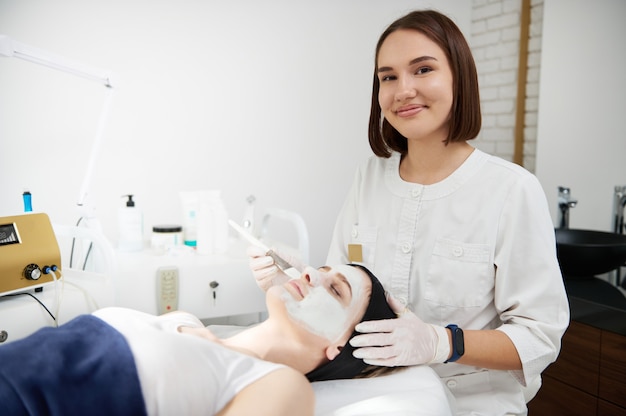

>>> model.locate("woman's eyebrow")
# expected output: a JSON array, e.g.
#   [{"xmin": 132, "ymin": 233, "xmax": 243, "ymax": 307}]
[{"xmin": 378, "ymin": 55, "xmax": 438, "ymax": 73}]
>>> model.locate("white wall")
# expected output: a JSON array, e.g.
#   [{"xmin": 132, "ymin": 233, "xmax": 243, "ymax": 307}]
[
  {"xmin": 0, "ymin": 0, "xmax": 470, "ymax": 266},
  {"xmin": 535, "ymin": 0, "xmax": 626, "ymax": 231}
]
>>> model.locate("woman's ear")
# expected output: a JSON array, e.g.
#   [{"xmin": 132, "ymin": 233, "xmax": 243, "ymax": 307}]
[{"xmin": 325, "ymin": 344, "xmax": 343, "ymax": 361}]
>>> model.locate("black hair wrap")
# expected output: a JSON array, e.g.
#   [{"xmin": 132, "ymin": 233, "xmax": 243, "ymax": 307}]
[{"xmin": 305, "ymin": 264, "xmax": 396, "ymax": 382}]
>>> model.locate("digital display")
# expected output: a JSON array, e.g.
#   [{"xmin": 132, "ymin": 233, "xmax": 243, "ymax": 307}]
[{"xmin": 0, "ymin": 223, "xmax": 20, "ymax": 246}]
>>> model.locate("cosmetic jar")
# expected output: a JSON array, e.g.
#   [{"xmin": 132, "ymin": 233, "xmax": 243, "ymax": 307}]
[{"xmin": 151, "ymin": 225, "xmax": 183, "ymax": 253}]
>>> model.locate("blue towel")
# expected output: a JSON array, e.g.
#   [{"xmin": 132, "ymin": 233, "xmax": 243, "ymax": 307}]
[{"xmin": 0, "ymin": 315, "xmax": 146, "ymax": 415}]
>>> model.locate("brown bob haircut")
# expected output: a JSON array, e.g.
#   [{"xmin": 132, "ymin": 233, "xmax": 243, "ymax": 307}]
[{"xmin": 368, "ymin": 10, "xmax": 481, "ymax": 157}]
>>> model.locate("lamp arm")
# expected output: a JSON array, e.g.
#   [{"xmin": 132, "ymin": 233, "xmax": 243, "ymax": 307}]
[
  {"xmin": 1, "ymin": 33, "xmax": 115, "ymax": 220},
  {"xmin": 0, "ymin": 34, "xmax": 113, "ymax": 87},
  {"xmin": 77, "ymin": 86, "xmax": 114, "ymax": 210}
]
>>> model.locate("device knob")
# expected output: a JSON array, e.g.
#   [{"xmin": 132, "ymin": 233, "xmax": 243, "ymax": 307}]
[{"xmin": 24, "ymin": 264, "xmax": 42, "ymax": 280}]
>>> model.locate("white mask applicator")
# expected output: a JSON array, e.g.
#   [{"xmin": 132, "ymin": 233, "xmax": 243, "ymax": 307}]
[{"xmin": 228, "ymin": 219, "xmax": 300, "ymax": 279}]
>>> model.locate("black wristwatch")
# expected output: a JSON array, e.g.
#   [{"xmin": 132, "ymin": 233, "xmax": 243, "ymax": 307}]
[{"xmin": 445, "ymin": 324, "xmax": 465, "ymax": 363}]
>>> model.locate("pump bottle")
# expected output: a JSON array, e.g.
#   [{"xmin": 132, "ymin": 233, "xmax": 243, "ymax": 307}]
[{"xmin": 118, "ymin": 194, "xmax": 143, "ymax": 252}]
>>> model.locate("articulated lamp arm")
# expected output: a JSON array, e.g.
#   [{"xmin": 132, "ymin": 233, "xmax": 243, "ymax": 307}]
[
  {"xmin": 0, "ymin": 33, "xmax": 114, "ymax": 212},
  {"xmin": 0, "ymin": 34, "xmax": 113, "ymax": 87}
]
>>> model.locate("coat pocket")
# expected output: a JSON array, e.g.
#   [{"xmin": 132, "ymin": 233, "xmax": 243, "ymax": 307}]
[{"xmin": 425, "ymin": 238, "xmax": 493, "ymax": 307}]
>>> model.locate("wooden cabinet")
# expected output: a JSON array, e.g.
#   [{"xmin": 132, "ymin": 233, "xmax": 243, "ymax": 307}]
[
  {"xmin": 599, "ymin": 329, "xmax": 626, "ymax": 409},
  {"xmin": 528, "ymin": 375, "xmax": 597, "ymax": 415},
  {"xmin": 528, "ymin": 321, "xmax": 626, "ymax": 415}
]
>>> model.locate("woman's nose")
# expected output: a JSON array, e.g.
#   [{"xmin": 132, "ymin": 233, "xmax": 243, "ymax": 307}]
[
  {"xmin": 302, "ymin": 267, "xmax": 320, "ymax": 286},
  {"xmin": 395, "ymin": 76, "xmax": 417, "ymax": 101}
]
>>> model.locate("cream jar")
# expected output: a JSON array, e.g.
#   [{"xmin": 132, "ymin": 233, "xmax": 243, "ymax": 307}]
[{"xmin": 151, "ymin": 225, "xmax": 183, "ymax": 254}]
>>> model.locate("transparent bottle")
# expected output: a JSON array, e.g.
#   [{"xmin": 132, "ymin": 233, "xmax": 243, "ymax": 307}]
[
  {"xmin": 196, "ymin": 190, "xmax": 229, "ymax": 255},
  {"xmin": 118, "ymin": 194, "xmax": 143, "ymax": 252}
]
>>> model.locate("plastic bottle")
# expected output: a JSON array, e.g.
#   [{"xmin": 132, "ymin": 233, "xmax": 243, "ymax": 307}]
[
  {"xmin": 180, "ymin": 191, "xmax": 200, "ymax": 247},
  {"xmin": 118, "ymin": 194, "xmax": 143, "ymax": 252},
  {"xmin": 213, "ymin": 195, "xmax": 229, "ymax": 254},
  {"xmin": 196, "ymin": 190, "xmax": 229, "ymax": 255},
  {"xmin": 22, "ymin": 190, "xmax": 32, "ymax": 212}
]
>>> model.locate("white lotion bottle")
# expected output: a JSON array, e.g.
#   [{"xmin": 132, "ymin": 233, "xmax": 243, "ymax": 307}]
[
  {"xmin": 118, "ymin": 194, "xmax": 143, "ymax": 252},
  {"xmin": 196, "ymin": 190, "xmax": 230, "ymax": 255}
]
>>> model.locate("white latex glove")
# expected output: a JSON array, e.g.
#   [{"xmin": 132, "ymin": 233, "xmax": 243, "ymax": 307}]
[
  {"xmin": 246, "ymin": 245, "xmax": 305, "ymax": 291},
  {"xmin": 349, "ymin": 294, "xmax": 451, "ymax": 366}
]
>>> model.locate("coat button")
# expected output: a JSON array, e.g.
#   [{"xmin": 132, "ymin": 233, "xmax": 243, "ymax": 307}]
[
  {"xmin": 411, "ymin": 188, "xmax": 421, "ymax": 198},
  {"xmin": 453, "ymin": 246, "xmax": 463, "ymax": 257},
  {"xmin": 446, "ymin": 379, "xmax": 457, "ymax": 388},
  {"xmin": 402, "ymin": 242, "xmax": 412, "ymax": 253},
  {"xmin": 351, "ymin": 229, "xmax": 358, "ymax": 238}
]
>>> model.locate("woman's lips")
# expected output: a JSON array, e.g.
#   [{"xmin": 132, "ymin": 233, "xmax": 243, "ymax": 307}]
[
  {"xmin": 396, "ymin": 104, "xmax": 425, "ymax": 118},
  {"xmin": 287, "ymin": 280, "xmax": 305, "ymax": 299}
]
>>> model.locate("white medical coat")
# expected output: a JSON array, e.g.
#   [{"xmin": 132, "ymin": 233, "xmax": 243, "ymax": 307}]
[{"xmin": 327, "ymin": 149, "xmax": 570, "ymax": 415}]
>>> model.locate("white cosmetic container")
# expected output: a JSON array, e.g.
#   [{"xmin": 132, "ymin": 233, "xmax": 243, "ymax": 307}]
[
  {"xmin": 151, "ymin": 225, "xmax": 183, "ymax": 254},
  {"xmin": 118, "ymin": 194, "xmax": 143, "ymax": 252},
  {"xmin": 180, "ymin": 190, "xmax": 229, "ymax": 254}
]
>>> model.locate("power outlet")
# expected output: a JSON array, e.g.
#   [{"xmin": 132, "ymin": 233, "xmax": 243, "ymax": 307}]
[{"xmin": 156, "ymin": 266, "xmax": 179, "ymax": 314}]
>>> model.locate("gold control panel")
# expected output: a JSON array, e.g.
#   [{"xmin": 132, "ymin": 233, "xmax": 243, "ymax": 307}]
[{"xmin": 0, "ymin": 213, "xmax": 62, "ymax": 296}]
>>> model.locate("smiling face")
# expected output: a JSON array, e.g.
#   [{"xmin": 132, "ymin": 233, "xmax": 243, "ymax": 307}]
[
  {"xmin": 267, "ymin": 265, "xmax": 372, "ymax": 344},
  {"xmin": 376, "ymin": 29, "xmax": 454, "ymax": 143}
]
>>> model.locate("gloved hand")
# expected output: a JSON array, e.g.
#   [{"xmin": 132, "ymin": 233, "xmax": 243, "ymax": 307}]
[
  {"xmin": 349, "ymin": 293, "xmax": 451, "ymax": 366},
  {"xmin": 246, "ymin": 245, "xmax": 305, "ymax": 291}
]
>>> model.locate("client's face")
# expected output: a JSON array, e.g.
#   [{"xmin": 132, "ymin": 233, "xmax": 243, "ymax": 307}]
[{"xmin": 268, "ymin": 265, "xmax": 372, "ymax": 344}]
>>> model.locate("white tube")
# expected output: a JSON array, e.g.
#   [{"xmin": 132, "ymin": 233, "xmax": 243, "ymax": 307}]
[
  {"xmin": 179, "ymin": 191, "xmax": 203, "ymax": 248},
  {"xmin": 180, "ymin": 190, "xmax": 229, "ymax": 255}
]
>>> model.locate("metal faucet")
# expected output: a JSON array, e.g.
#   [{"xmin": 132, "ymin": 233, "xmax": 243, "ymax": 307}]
[
  {"xmin": 612, "ymin": 186, "xmax": 626, "ymax": 288},
  {"xmin": 612, "ymin": 185, "xmax": 626, "ymax": 235},
  {"xmin": 557, "ymin": 186, "xmax": 577, "ymax": 229}
]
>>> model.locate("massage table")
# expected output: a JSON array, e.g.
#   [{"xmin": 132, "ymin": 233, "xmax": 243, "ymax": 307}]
[
  {"xmin": 210, "ymin": 325, "xmax": 455, "ymax": 416},
  {"xmin": 313, "ymin": 365, "xmax": 454, "ymax": 415}
]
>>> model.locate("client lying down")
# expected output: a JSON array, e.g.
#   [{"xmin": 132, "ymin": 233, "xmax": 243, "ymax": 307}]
[{"xmin": 0, "ymin": 264, "xmax": 397, "ymax": 416}]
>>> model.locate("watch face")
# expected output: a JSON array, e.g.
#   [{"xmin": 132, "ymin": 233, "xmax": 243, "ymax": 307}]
[{"xmin": 455, "ymin": 328, "xmax": 465, "ymax": 355}]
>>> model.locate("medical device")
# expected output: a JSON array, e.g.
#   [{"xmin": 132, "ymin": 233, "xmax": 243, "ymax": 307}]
[
  {"xmin": 0, "ymin": 213, "xmax": 61, "ymax": 296},
  {"xmin": 228, "ymin": 219, "xmax": 299, "ymax": 278}
]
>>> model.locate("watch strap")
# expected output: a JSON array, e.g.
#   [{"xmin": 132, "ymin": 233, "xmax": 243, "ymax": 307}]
[{"xmin": 445, "ymin": 324, "xmax": 464, "ymax": 363}]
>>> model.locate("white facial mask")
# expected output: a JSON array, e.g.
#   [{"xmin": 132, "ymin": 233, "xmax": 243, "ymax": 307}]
[{"xmin": 281, "ymin": 265, "xmax": 365, "ymax": 342}]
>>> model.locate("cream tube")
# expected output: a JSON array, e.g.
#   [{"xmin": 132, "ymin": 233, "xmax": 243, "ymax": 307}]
[{"xmin": 179, "ymin": 191, "xmax": 201, "ymax": 247}]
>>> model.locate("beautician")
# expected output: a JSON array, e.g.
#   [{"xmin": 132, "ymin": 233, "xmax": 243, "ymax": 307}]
[{"xmin": 249, "ymin": 9, "xmax": 570, "ymax": 415}]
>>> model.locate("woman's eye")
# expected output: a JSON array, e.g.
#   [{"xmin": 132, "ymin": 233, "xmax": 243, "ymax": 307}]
[
  {"xmin": 380, "ymin": 74, "xmax": 396, "ymax": 82},
  {"xmin": 330, "ymin": 284, "xmax": 341, "ymax": 298},
  {"xmin": 416, "ymin": 66, "xmax": 433, "ymax": 75}
]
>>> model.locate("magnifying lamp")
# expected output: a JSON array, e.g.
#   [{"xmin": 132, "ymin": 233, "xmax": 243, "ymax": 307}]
[{"xmin": 0, "ymin": 34, "xmax": 114, "ymax": 225}]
